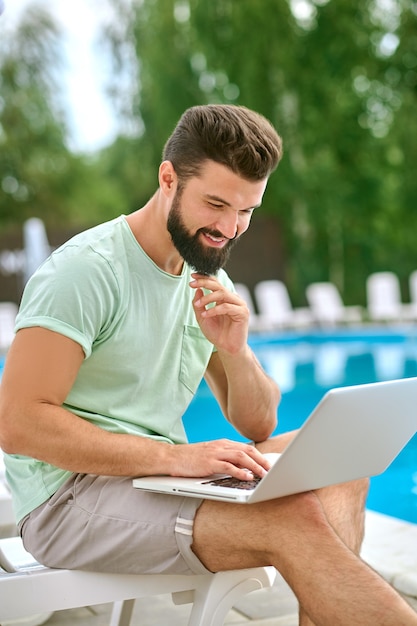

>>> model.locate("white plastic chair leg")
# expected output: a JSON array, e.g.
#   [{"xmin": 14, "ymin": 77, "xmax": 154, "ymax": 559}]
[
  {"xmin": 109, "ymin": 599, "xmax": 135, "ymax": 626},
  {"xmin": 173, "ymin": 567, "xmax": 276, "ymax": 626}
]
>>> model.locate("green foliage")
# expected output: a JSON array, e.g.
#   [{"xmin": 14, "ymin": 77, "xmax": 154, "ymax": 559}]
[
  {"xmin": 0, "ymin": 6, "xmax": 125, "ymax": 229},
  {"xmin": 101, "ymin": 0, "xmax": 417, "ymax": 303},
  {"xmin": 0, "ymin": 7, "xmax": 72, "ymax": 225},
  {"xmin": 2, "ymin": 0, "xmax": 417, "ymax": 306}
]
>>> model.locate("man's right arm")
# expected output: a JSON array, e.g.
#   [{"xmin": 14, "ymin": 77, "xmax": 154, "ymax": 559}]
[{"xmin": 0, "ymin": 327, "xmax": 270, "ymax": 480}]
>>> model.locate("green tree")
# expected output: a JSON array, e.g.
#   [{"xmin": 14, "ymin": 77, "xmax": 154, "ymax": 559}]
[
  {"xmin": 95, "ymin": 0, "xmax": 417, "ymax": 303},
  {"xmin": 0, "ymin": 6, "xmax": 73, "ymax": 225},
  {"xmin": 372, "ymin": 0, "xmax": 417, "ymax": 298},
  {"xmin": 3, "ymin": 0, "xmax": 416, "ymax": 304},
  {"xmin": 0, "ymin": 5, "xmax": 126, "ymax": 230}
]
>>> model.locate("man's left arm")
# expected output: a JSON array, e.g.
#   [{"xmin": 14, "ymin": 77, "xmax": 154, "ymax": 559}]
[
  {"xmin": 191, "ymin": 274, "xmax": 280, "ymax": 442},
  {"xmin": 205, "ymin": 348, "xmax": 279, "ymax": 442}
]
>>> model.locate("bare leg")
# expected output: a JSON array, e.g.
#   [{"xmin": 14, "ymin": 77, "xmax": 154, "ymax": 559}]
[
  {"xmin": 291, "ymin": 478, "xmax": 368, "ymax": 625},
  {"xmin": 192, "ymin": 432, "xmax": 417, "ymax": 626},
  {"xmin": 256, "ymin": 432, "xmax": 369, "ymax": 625},
  {"xmin": 257, "ymin": 431, "xmax": 368, "ymax": 551}
]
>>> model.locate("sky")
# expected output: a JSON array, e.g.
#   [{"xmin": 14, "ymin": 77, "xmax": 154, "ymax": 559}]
[{"xmin": 1, "ymin": 0, "xmax": 119, "ymax": 153}]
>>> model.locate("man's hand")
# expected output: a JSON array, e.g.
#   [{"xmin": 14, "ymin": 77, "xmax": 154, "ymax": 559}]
[
  {"xmin": 190, "ymin": 273, "xmax": 249, "ymax": 354},
  {"xmin": 169, "ymin": 439, "xmax": 272, "ymax": 481}
]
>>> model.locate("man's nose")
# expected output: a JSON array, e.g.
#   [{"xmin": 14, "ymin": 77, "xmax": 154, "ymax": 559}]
[{"xmin": 215, "ymin": 213, "xmax": 239, "ymax": 240}]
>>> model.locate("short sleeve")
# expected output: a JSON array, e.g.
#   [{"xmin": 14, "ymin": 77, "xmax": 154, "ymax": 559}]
[{"xmin": 15, "ymin": 245, "xmax": 121, "ymax": 358}]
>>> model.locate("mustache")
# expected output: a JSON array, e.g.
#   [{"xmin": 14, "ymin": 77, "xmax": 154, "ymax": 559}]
[{"xmin": 199, "ymin": 228, "xmax": 238, "ymax": 241}]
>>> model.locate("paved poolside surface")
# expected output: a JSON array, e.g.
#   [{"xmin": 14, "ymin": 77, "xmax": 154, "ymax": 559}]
[{"xmin": 6, "ymin": 510, "xmax": 416, "ymax": 626}]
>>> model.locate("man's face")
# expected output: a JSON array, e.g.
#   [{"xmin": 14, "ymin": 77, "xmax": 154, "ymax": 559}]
[
  {"xmin": 167, "ymin": 187, "xmax": 239, "ymax": 275},
  {"xmin": 166, "ymin": 161, "xmax": 267, "ymax": 275}
]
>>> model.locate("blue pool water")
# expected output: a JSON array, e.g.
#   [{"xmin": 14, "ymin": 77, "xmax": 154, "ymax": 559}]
[{"xmin": 183, "ymin": 328, "xmax": 417, "ymax": 524}]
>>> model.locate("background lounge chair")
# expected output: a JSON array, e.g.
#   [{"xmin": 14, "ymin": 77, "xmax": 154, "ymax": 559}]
[
  {"xmin": 306, "ymin": 282, "xmax": 363, "ymax": 326},
  {"xmin": 254, "ymin": 280, "xmax": 314, "ymax": 329},
  {"xmin": 408, "ymin": 270, "xmax": 417, "ymax": 315},
  {"xmin": 23, "ymin": 217, "xmax": 52, "ymax": 284},
  {"xmin": 234, "ymin": 283, "xmax": 275, "ymax": 332},
  {"xmin": 0, "ymin": 302, "xmax": 18, "ymax": 355},
  {"xmin": 366, "ymin": 271, "xmax": 416, "ymax": 322}
]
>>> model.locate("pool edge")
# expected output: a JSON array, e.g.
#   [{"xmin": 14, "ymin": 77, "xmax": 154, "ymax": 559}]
[{"xmin": 362, "ymin": 509, "xmax": 417, "ymax": 598}]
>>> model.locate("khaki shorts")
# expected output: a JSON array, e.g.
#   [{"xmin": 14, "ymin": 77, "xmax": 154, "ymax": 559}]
[{"xmin": 19, "ymin": 473, "xmax": 210, "ymax": 576}]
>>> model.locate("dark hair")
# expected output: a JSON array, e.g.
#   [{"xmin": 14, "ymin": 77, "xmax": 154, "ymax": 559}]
[{"xmin": 162, "ymin": 104, "xmax": 283, "ymax": 182}]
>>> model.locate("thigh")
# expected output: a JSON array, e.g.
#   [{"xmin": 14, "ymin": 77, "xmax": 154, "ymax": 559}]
[
  {"xmin": 192, "ymin": 487, "xmax": 320, "ymax": 573},
  {"xmin": 20, "ymin": 473, "xmax": 210, "ymax": 576}
]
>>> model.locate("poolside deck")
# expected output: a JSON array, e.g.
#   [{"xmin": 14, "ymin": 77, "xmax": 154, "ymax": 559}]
[{"xmin": 15, "ymin": 510, "xmax": 417, "ymax": 626}]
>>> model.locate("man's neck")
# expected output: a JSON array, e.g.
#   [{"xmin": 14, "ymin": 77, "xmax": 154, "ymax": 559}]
[{"xmin": 125, "ymin": 192, "xmax": 184, "ymax": 276}]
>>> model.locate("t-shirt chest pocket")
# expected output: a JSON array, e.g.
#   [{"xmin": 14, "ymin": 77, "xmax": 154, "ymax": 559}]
[{"xmin": 179, "ymin": 325, "xmax": 213, "ymax": 394}]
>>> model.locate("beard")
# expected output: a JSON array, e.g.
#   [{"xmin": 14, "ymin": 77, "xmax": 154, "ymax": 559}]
[{"xmin": 167, "ymin": 189, "xmax": 239, "ymax": 275}]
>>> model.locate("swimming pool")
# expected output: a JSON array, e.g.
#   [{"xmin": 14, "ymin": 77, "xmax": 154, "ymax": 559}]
[{"xmin": 183, "ymin": 328, "xmax": 417, "ymax": 524}]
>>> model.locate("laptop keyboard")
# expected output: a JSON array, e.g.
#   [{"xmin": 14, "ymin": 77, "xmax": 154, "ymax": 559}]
[{"xmin": 203, "ymin": 475, "xmax": 262, "ymax": 490}]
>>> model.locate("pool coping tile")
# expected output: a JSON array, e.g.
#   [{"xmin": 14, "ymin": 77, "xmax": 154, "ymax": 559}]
[{"xmin": 362, "ymin": 509, "xmax": 417, "ymax": 598}]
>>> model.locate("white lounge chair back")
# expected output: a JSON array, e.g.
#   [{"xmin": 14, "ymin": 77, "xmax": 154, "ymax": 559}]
[
  {"xmin": 306, "ymin": 282, "xmax": 344, "ymax": 323},
  {"xmin": 306, "ymin": 282, "xmax": 362, "ymax": 325},
  {"xmin": 234, "ymin": 283, "xmax": 256, "ymax": 316},
  {"xmin": 234, "ymin": 282, "xmax": 277, "ymax": 332},
  {"xmin": 23, "ymin": 217, "xmax": 51, "ymax": 283},
  {"xmin": 366, "ymin": 272, "xmax": 403, "ymax": 321},
  {"xmin": 409, "ymin": 270, "xmax": 417, "ymax": 306},
  {"xmin": 0, "ymin": 301, "xmax": 18, "ymax": 354},
  {"xmin": 254, "ymin": 280, "xmax": 293, "ymax": 325},
  {"xmin": 254, "ymin": 280, "xmax": 314, "ymax": 328}
]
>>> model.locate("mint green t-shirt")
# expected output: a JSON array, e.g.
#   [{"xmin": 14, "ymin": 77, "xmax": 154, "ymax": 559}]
[{"xmin": 5, "ymin": 215, "xmax": 234, "ymax": 522}]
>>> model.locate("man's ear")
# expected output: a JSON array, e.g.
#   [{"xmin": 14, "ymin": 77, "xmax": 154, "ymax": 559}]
[{"xmin": 159, "ymin": 161, "xmax": 177, "ymax": 198}]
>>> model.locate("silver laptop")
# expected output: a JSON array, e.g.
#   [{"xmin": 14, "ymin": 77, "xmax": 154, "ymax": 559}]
[{"xmin": 133, "ymin": 377, "xmax": 417, "ymax": 504}]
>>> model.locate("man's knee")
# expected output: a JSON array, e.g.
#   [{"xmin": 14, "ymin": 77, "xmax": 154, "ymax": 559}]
[
  {"xmin": 192, "ymin": 489, "xmax": 330, "ymax": 572},
  {"xmin": 357, "ymin": 476, "xmax": 370, "ymax": 496},
  {"xmin": 336, "ymin": 476, "xmax": 370, "ymax": 508},
  {"xmin": 317, "ymin": 476, "xmax": 369, "ymax": 507}
]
